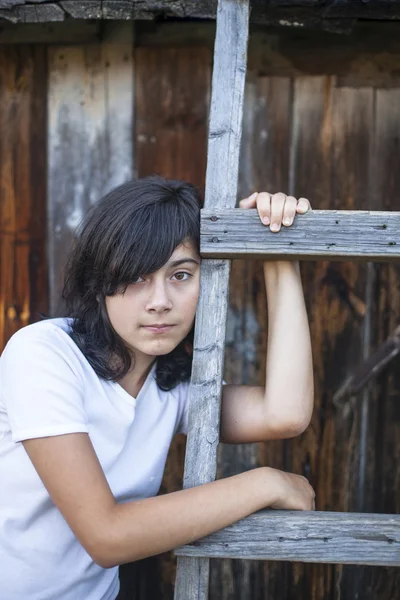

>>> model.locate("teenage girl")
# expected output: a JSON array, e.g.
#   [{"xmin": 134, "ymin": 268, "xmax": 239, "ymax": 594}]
[{"xmin": 0, "ymin": 176, "xmax": 314, "ymax": 600}]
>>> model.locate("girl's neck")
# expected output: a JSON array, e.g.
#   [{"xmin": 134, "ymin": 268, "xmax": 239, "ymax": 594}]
[{"xmin": 118, "ymin": 357, "xmax": 156, "ymax": 399}]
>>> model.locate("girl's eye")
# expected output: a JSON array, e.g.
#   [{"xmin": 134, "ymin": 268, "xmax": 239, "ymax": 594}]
[
  {"xmin": 173, "ymin": 272, "xmax": 191, "ymax": 282},
  {"xmin": 132, "ymin": 276, "xmax": 145, "ymax": 284}
]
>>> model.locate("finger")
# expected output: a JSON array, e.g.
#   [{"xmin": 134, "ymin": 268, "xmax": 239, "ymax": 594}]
[
  {"xmin": 255, "ymin": 192, "xmax": 271, "ymax": 225},
  {"xmin": 296, "ymin": 197, "xmax": 311, "ymax": 213},
  {"xmin": 269, "ymin": 192, "xmax": 286, "ymax": 232},
  {"xmin": 239, "ymin": 192, "xmax": 258, "ymax": 208},
  {"xmin": 282, "ymin": 196, "xmax": 298, "ymax": 227}
]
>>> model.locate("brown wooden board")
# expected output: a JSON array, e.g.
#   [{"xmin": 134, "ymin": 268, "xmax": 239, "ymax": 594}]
[
  {"xmin": 0, "ymin": 45, "xmax": 47, "ymax": 352},
  {"xmin": 288, "ymin": 78, "xmax": 373, "ymax": 600},
  {"xmin": 133, "ymin": 40, "xmax": 211, "ymax": 599},
  {"xmin": 134, "ymin": 46, "xmax": 210, "ymax": 192},
  {"xmin": 210, "ymin": 75, "xmax": 293, "ymax": 600},
  {"xmin": 356, "ymin": 87, "xmax": 400, "ymax": 599}
]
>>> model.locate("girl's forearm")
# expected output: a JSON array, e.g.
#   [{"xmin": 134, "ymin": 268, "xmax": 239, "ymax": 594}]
[
  {"xmin": 263, "ymin": 261, "xmax": 314, "ymax": 433},
  {"xmin": 99, "ymin": 467, "xmax": 277, "ymax": 568}
]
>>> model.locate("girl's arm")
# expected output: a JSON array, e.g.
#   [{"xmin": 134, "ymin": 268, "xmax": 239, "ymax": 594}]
[
  {"xmin": 22, "ymin": 432, "xmax": 315, "ymax": 568},
  {"xmin": 262, "ymin": 259, "xmax": 313, "ymax": 432},
  {"xmin": 220, "ymin": 192, "xmax": 314, "ymax": 444}
]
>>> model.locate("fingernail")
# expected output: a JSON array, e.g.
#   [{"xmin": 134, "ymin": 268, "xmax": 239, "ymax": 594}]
[
  {"xmin": 283, "ymin": 217, "xmax": 291, "ymax": 225},
  {"xmin": 263, "ymin": 216, "xmax": 270, "ymax": 225},
  {"xmin": 270, "ymin": 223, "xmax": 279, "ymax": 232}
]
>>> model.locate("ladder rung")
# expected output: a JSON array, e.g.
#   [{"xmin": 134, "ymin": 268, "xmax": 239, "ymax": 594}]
[
  {"xmin": 175, "ymin": 510, "xmax": 400, "ymax": 566},
  {"xmin": 201, "ymin": 209, "xmax": 400, "ymax": 261}
]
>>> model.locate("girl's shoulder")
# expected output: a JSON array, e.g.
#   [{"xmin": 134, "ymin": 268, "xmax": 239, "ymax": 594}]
[
  {"xmin": 3, "ymin": 317, "xmax": 72, "ymax": 347},
  {"xmin": 1, "ymin": 318, "xmax": 85, "ymax": 378}
]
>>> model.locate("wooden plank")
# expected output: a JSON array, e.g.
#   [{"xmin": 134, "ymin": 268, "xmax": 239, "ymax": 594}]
[
  {"xmin": 174, "ymin": 1, "xmax": 250, "ymax": 599},
  {"xmin": 134, "ymin": 45, "xmax": 210, "ymax": 190},
  {"xmin": 0, "ymin": 45, "xmax": 47, "ymax": 352},
  {"xmin": 175, "ymin": 511, "xmax": 400, "ymax": 566},
  {"xmin": 0, "ymin": 3, "xmax": 64, "ymax": 23},
  {"xmin": 209, "ymin": 76, "xmax": 293, "ymax": 600},
  {"xmin": 289, "ymin": 81, "xmax": 375, "ymax": 600},
  {"xmin": 132, "ymin": 40, "xmax": 211, "ymax": 598},
  {"xmin": 358, "ymin": 87, "xmax": 400, "ymax": 598},
  {"xmin": 201, "ymin": 209, "xmax": 400, "ymax": 261},
  {"xmin": 3, "ymin": 1, "xmax": 400, "ymax": 24},
  {"xmin": 47, "ymin": 23, "xmax": 133, "ymax": 315},
  {"xmin": 0, "ymin": 21, "xmax": 101, "ymax": 43}
]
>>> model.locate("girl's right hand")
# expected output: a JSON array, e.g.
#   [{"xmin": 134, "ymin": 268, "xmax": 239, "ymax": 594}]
[{"xmin": 263, "ymin": 467, "xmax": 316, "ymax": 511}]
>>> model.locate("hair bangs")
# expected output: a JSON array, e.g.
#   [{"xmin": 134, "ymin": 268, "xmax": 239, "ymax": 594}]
[{"xmin": 104, "ymin": 191, "xmax": 200, "ymax": 295}]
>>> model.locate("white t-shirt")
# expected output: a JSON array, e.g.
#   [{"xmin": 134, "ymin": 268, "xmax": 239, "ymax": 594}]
[{"xmin": 0, "ymin": 318, "xmax": 190, "ymax": 600}]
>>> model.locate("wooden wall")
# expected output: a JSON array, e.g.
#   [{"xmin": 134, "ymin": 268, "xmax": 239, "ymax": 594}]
[
  {"xmin": 0, "ymin": 20, "xmax": 399, "ymax": 600},
  {"xmin": 0, "ymin": 45, "xmax": 47, "ymax": 351}
]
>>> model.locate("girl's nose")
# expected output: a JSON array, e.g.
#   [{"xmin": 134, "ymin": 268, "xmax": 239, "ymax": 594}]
[{"xmin": 145, "ymin": 281, "xmax": 173, "ymax": 312}]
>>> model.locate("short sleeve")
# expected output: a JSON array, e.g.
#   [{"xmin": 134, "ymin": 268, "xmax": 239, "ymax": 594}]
[
  {"xmin": 0, "ymin": 327, "xmax": 89, "ymax": 443},
  {"xmin": 176, "ymin": 379, "xmax": 227, "ymax": 436}
]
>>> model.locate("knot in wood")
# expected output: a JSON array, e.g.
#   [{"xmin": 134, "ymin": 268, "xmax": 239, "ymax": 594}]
[
  {"xmin": 212, "ymin": 237, "xmax": 219, "ymax": 243},
  {"xmin": 210, "ymin": 215, "xmax": 218, "ymax": 222}
]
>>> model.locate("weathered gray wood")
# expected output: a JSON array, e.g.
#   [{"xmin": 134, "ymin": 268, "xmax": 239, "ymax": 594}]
[
  {"xmin": 174, "ymin": 1, "xmax": 250, "ymax": 599},
  {"xmin": 201, "ymin": 209, "xmax": 400, "ymax": 261},
  {"xmin": 47, "ymin": 23, "xmax": 133, "ymax": 315},
  {"xmin": 175, "ymin": 510, "xmax": 400, "ymax": 566},
  {"xmin": 0, "ymin": 2, "xmax": 64, "ymax": 23},
  {"xmin": 2, "ymin": 0, "xmax": 400, "ymax": 24}
]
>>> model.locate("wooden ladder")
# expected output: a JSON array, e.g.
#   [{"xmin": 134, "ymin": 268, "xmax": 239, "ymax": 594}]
[{"xmin": 173, "ymin": 1, "xmax": 400, "ymax": 598}]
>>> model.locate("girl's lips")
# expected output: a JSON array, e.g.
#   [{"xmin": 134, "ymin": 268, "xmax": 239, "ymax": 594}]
[{"xmin": 142, "ymin": 325, "xmax": 175, "ymax": 334}]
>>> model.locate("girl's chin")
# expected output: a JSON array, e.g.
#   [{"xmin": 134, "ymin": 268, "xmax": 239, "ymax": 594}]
[{"xmin": 140, "ymin": 341, "xmax": 179, "ymax": 357}]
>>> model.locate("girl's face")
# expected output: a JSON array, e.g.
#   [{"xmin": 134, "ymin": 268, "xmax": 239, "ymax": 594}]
[{"xmin": 105, "ymin": 239, "xmax": 200, "ymax": 361}]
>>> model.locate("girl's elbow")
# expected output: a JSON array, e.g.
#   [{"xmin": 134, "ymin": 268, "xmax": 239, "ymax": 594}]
[
  {"xmin": 276, "ymin": 408, "xmax": 313, "ymax": 438},
  {"xmin": 286, "ymin": 408, "xmax": 313, "ymax": 437}
]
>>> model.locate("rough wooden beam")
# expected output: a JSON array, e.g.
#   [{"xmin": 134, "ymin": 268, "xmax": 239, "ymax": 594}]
[
  {"xmin": 175, "ymin": 510, "xmax": 400, "ymax": 566},
  {"xmin": 201, "ymin": 209, "xmax": 400, "ymax": 261},
  {"xmin": 1, "ymin": 0, "xmax": 400, "ymax": 25}
]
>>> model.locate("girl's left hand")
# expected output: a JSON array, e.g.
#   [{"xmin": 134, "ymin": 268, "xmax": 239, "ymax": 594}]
[{"xmin": 239, "ymin": 192, "xmax": 312, "ymax": 232}]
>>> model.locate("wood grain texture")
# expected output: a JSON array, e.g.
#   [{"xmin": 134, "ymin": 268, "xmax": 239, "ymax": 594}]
[
  {"xmin": 290, "ymin": 80, "xmax": 375, "ymax": 600},
  {"xmin": 2, "ymin": 1, "xmax": 400, "ymax": 25},
  {"xmin": 174, "ymin": 1, "xmax": 250, "ymax": 599},
  {"xmin": 133, "ymin": 36, "xmax": 212, "ymax": 600},
  {"xmin": 135, "ymin": 45, "xmax": 210, "ymax": 191},
  {"xmin": 201, "ymin": 209, "xmax": 400, "ymax": 261},
  {"xmin": 0, "ymin": 45, "xmax": 47, "ymax": 352},
  {"xmin": 175, "ymin": 510, "xmax": 400, "ymax": 566},
  {"xmin": 47, "ymin": 24, "xmax": 133, "ymax": 314},
  {"xmin": 210, "ymin": 76, "xmax": 293, "ymax": 600}
]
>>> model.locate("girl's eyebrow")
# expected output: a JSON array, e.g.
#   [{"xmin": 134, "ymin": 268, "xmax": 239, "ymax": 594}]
[{"xmin": 169, "ymin": 258, "xmax": 200, "ymax": 268}]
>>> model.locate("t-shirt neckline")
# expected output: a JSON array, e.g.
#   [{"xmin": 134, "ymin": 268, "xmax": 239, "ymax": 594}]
[{"xmin": 110, "ymin": 362, "xmax": 157, "ymax": 406}]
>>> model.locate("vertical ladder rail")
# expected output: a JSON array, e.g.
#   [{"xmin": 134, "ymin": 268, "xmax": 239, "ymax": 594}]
[{"xmin": 174, "ymin": 1, "xmax": 250, "ymax": 599}]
